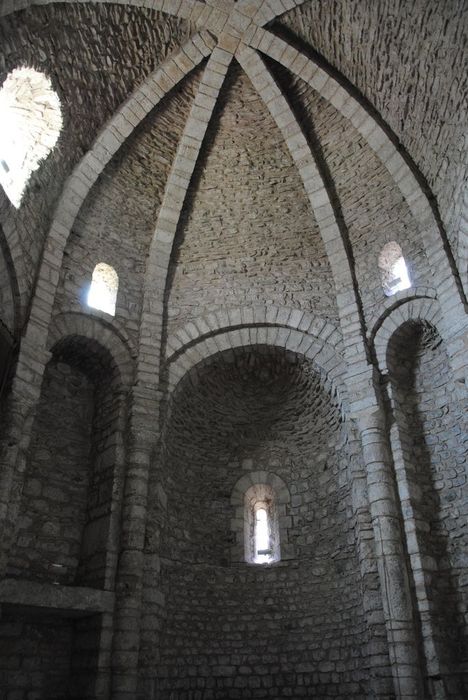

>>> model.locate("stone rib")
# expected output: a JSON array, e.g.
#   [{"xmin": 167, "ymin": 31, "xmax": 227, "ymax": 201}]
[
  {"xmin": 245, "ymin": 27, "xmax": 467, "ymax": 328},
  {"xmin": 25, "ymin": 32, "xmax": 215, "ymax": 345},
  {"xmin": 139, "ymin": 45, "xmax": 233, "ymax": 382},
  {"xmin": 236, "ymin": 44, "xmax": 367, "ymax": 369}
]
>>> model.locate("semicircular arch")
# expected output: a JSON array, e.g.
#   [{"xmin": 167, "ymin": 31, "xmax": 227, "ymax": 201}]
[
  {"xmin": 47, "ymin": 311, "xmax": 135, "ymax": 388},
  {"xmin": 166, "ymin": 305, "xmax": 342, "ymax": 361},
  {"xmin": 167, "ymin": 324, "xmax": 346, "ymax": 403},
  {"xmin": 372, "ymin": 297, "xmax": 443, "ymax": 375}
]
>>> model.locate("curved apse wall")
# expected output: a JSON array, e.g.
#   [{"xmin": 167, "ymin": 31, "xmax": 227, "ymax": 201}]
[{"xmin": 141, "ymin": 345, "xmax": 373, "ymax": 699}]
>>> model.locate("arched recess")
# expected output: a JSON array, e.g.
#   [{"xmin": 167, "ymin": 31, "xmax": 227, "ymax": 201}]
[
  {"xmin": 167, "ymin": 324, "xmax": 346, "ymax": 403},
  {"xmin": 2, "ymin": 323, "xmax": 132, "ymax": 700},
  {"xmin": 372, "ymin": 297, "xmax": 443, "ymax": 375},
  {"xmin": 166, "ymin": 304, "xmax": 342, "ymax": 360},
  {"xmin": 383, "ymin": 316, "xmax": 468, "ymax": 696},
  {"xmin": 139, "ymin": 341, "xmax": 376, "ymax": 697},
  {"xmin": 230, "ymin": 469, "xmax": 292, "ymax": 564},
  {"xmin": 8, "ymin": 324, "xmax": 130, "ymax": 589},
  {"xmin": 243, "ymin": 29, "xmax": 467, "ymax": 328},
  {"xmin": 367, "ymin": 288, "xmax": 437, "ymax": 340},
  {"xmin": 47, "ymin": 311, "xmax": 135, "ymax": 386}
]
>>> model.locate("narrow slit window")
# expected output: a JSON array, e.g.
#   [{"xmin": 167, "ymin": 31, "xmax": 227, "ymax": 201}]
[
  {"xmin": 254, "ymin": 506, "xmax": 272, "ymax": 563},
  {"xmin": 87, "ymin": 263, "xmax": 118, "ymax": 316},
  {"xmin": 0, "ymin": 67, "xmax": 62, "ymax": 207},
  {"xmin": 244, "ymin": 484, "xmax": 280, "ymax": 565},
  {"xmin": 379, "ymin": 241, "xmax": 412, "ymax": 296}
]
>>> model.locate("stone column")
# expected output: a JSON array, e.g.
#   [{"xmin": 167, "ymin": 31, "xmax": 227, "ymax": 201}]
[
  {"xmin": 348, "ymin": 430, "xmax": 396, "ymax": 699},
  {"xmin": 356, "ymin": 402, "xmax": 426, "ymax": 699},
  {"xmin": 388, "ymin": 380, "xmax": 444, "ymax": 671},
  {"xmin": 111, "ymin": 386, "xmax": 160, "ymax": 700}
]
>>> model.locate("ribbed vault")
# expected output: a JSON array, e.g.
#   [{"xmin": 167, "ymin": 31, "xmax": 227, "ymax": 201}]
[
  {"xmin": 0, "ymin": 4, "xmax": 467, "ymax": 699},
  {"xmin": 279, "ymin": 0, "xmax": 468, "ymax": 274}
]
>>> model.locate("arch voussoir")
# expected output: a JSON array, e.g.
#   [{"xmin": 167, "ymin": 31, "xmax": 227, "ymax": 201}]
[
  {"xmin": 372, "ymin": 297, "xmax": 443, "ymax": 374},
  {"xmin": 165, "ymin": 305, "xmax": 342, "ymax": 360},
  {"xmin": 168, "ymin": 324, "xmax": 346, "ymax": 400}
]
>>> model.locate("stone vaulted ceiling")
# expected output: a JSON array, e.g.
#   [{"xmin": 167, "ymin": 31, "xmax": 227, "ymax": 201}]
[
  {"xmin": 0, "ymin": 7, "xmax": 467, "ymax": 698},
  {"xmin": 0, "ymin": 0, "xmax": 466, "ymax": 339}
]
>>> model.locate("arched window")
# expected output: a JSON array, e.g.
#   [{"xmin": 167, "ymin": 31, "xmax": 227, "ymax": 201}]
[
  {"xmin": 87, "ymin": 263, "xmax": 118, "ymax": 316},
  {"xmin": 378, "ymin": 241, "xmax": 412, "ymax": 296},
  {"xmin": 230, "ymin": 471, "xmax": 292, "ymax": 565},
  {"xmin": 246, "ymin": 485, "xmax": 280, "ymax": 564},
  {"xmin": 0, "ymin": 67, "xmax": 62, "ymax": 207},
  {"xmin": 249, "ymin": 494, "xmax": 281, "ymax": 564}
]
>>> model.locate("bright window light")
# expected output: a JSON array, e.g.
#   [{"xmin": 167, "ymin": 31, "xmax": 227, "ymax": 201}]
[
  {"xmin": 87, "ymin": 263, "xmax": 118, "ymax": 316},
  {"xmin": 0, "ymin": 67, "xmax": 62, "ymax": 207},
  {"xmin": 243, "ymin": 483, "xmax": 281, "ymax": 564},
  {"xmin": 254, "ymin": 506, "xmax": 272, "ymax": 563},
  {"xmin": 379, "ymin": 241, "xmax": 412, "ymax": 297},
  {"xmin": 389, "ymin": 256, "xmax": 411, "ymax": 294}
]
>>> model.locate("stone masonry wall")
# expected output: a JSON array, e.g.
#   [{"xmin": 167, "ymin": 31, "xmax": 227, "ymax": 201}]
[
  {"xmin": 167, "ymin": 66, "xmax": 338, "ymax": 339},
  {"xmin": 281, "ymin": 0, "xmax": 468, "ymax": 274},
  {"xmin": 0, "ymin": 610, "xmax": 74, "ymax": 700},
  {"xmin": 389, "ymin": 322, "xmax": 468, "ymax": 695},
  {"xmin": 280, "ymin": 71, "xmax": 431, "ymax": 331},
  {"xmin": 140, "ymin": 347, "xmax": 376, "ymax": 699},
  {"xmin": 54, "ymin": 71, "xmax": 200, "ymax": 348},
  {"xmin": 7, "ymin": 336, "xmax": 119, "ymax": 588},
  {"xmin": 0, "ymin": 4, "xmax": 191, "ymax": 304},
  {"xmin": 0, "ymin": 237, "xmax": 15, "ymax": 336},
  {"xmin": 7, "ymin": 358, "xmax": 94, "ymax": 585}
]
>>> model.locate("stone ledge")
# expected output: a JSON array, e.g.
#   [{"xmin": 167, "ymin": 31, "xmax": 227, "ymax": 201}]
[{"xmin": 0, "ymin": 578, "xmax": 114, "ymax": 618}]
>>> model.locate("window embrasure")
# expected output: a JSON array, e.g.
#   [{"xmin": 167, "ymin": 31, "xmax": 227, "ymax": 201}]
[
  {"xmin": 246, "ymin": 484, "xmax": 280, "ymax": 564},
  {"xmin": 378, "ymin": 241, "xmax": 412, "ymax": 297},
  {"xmin": 87, "ymin": 263, "xmax": 119, "ymax": 316},
  {"xmin": 0, "ymin": 67, "xmax": 62, "ymax": 207},
  {"xmin": 230, "ymin": 471, "xmax": 292, "ymax": 565}
]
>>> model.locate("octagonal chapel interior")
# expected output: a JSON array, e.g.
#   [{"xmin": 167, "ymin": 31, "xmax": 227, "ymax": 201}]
[{"xmin": 0, "ymin": 1, "xmax": 467, "ymax": 699}]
